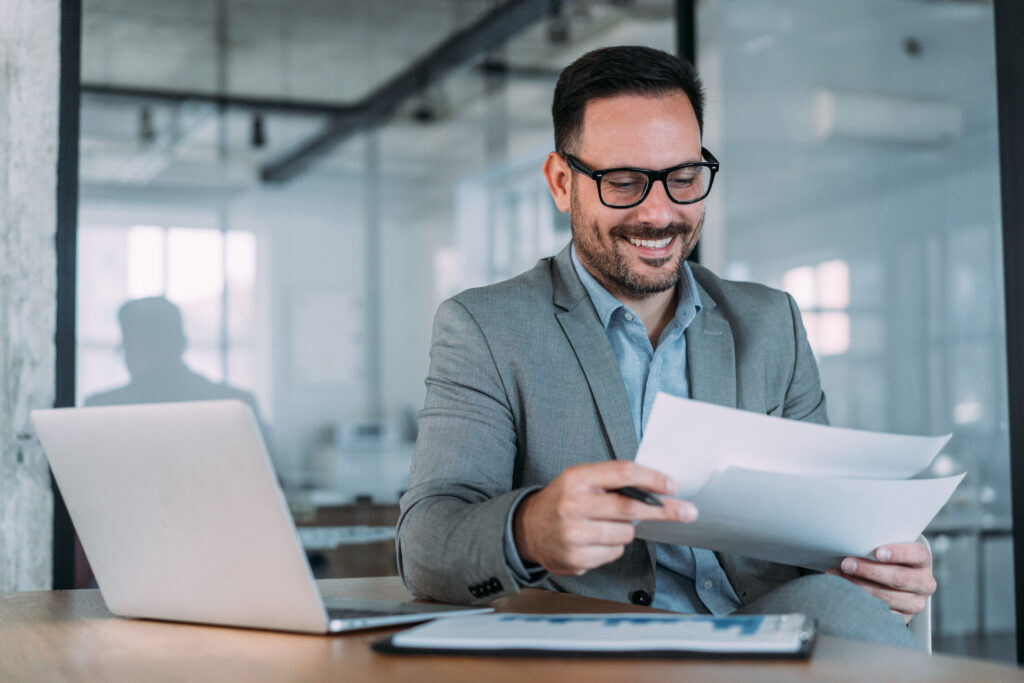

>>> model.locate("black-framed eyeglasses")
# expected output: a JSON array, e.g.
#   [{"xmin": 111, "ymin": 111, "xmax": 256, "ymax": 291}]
[{"xmin": 563, "ymin": 148, "xmax": 720, "ymax": 209}]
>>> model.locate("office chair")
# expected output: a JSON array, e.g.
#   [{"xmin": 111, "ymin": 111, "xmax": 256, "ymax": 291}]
[{"xmin": 907, "ymin": 535, "xmax": 933, "ymax": 653}]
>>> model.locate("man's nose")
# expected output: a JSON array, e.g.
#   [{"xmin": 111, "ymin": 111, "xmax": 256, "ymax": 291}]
[{"xmin": 632, "ymin": 180, "xmax": 679, "ymax": 225}]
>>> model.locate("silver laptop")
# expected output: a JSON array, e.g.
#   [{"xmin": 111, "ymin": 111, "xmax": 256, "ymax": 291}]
[{"xmin": 32, "ymin": 400, "xmax": 492, "ymax": 634}]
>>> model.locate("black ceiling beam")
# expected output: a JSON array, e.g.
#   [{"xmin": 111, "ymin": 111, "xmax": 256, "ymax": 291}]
[
  {"xmin": 675, "ymin": 0, "xmax": 696, "ymax": 65},
  {"xmin": 478, "ymin": 59, "xmax": 561, "ymax": 82},
  {"xmin": 260, "ymin": 0, "xmax": 560, "ymax": 184},
  {"xmin": 675, "ymin": 0, "xmax": 698, "ymax": 265},
  {"xmin": 81, "ymin": 83, "xmax": 362, "ymax": 118}
]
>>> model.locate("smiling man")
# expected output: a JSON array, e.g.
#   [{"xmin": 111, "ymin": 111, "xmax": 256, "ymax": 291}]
[{"xmin": 396, "ymin": 46, "xmax": 934, "ymax": 649}]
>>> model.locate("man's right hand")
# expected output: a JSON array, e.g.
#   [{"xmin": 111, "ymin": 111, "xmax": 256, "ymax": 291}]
[{"xmin": 512, "ymin": 461, "xmax": 698, "ymax": 576}]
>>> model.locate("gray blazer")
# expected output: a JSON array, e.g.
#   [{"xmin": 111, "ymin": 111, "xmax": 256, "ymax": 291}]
[{"xmin": 396, "ymin": 243, "xmax": 828, "ymax": 607}]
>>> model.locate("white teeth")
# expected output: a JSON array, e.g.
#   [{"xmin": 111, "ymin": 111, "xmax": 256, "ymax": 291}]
[{"xmin": 628, "ymin": 237, "xmax": 672, "ymax": 249}]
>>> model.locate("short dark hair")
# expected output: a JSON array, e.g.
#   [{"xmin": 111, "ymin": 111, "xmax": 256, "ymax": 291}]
[{"xmin": 552, "ymin": 45, "xmax": 705, "ymax": 155}]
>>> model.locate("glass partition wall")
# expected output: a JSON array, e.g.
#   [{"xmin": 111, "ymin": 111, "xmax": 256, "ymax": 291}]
[
  {"xmin": 698, "ymin": 0, "xmax": 1011, "ymax": 660},
  {"xmin": 75, "ymin": 0, "xmax": 681, "ymax": 583},
  {"xmin": 75, "ymin": 0, "xmax": 1011, "ymax": 662}
]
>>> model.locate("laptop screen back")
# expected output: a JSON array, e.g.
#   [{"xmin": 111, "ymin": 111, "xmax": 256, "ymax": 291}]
[{"xmin": 33, "ymin": 400, "xmax": 330, "ymax": 633}]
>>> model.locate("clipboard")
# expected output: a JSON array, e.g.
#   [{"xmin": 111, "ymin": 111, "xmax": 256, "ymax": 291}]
[{"xmin": 373, "ymin": 612, "xmax": 817, "ymax": 659}]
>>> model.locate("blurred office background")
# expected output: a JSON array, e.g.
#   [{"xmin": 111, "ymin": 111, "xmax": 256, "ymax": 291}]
[{"xmin": 73, "ymin": 0, "xmax": 1011, "ymax": 661}]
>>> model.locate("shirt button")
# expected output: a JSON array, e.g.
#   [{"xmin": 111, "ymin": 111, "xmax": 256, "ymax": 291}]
[
  {"xmin": 703, "ymin": 580, "xmax": 714, "ymax": 590},
  {"xmin": 625, "ymin": 313, "xmax": 634, "ymax": 321}
]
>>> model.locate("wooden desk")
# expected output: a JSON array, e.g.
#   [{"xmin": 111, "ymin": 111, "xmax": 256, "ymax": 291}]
[{"xmin": 1, "ymin": 577, "xmax": 1020, "ymax": 682}]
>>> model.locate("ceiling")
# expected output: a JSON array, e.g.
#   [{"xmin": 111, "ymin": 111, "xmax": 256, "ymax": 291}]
[
  {"xmin": 79, "ymin": 0, "xmax": 677, "ymax": 190},
  {"xmin": 78, "ymin": 0, "xmax": 997, "ymax": 227}
]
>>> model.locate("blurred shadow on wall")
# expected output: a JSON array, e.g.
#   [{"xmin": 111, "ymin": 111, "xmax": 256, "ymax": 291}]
[
  {"xmin": 85, "ymin": 297, "xmax": 264, "ymax": 420},
  {"xmin": 77, "ymin": 295, "xmax": 270, "ymax": 587}
]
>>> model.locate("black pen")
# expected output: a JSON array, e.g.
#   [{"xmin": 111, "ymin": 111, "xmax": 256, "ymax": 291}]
[{"xmin": 612, "ymin": 486, "xmax": 664, "ymax": 507}]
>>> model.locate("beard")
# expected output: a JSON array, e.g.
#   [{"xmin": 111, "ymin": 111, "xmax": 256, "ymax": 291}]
[{"xmin": 570, "ymin": 184, "xmax": 703, "ymax": 299}]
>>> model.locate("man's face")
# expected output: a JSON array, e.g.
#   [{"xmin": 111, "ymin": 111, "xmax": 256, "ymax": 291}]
[{"xmin": 565, "ymin": 93, "xmax": 705, "ymax": 300}]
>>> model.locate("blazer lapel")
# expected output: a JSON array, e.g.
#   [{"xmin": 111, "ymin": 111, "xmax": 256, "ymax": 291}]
[
  {"xmin": 551, "ymin": 246, "xmax": 639, "ymax": 462},
  {"xmin": 686, "ymin": 279, "xmax": 737, "ymax": 408}
]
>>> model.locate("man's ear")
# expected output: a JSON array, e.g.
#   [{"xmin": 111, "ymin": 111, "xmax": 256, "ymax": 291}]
[{"xmin": 542, "ymin": 151, "xmax": 572, "ymax": 213}]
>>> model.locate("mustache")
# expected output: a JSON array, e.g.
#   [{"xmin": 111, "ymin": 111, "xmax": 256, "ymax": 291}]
[{"xmin": 609, "ymin": 222, "xmax": 692, "ymax": 241}]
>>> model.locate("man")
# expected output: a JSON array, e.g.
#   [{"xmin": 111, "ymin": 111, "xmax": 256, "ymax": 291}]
[
  {"xmin": 86, "ymin": 296, "xmax": 269, "ymax": 440},
  {"xmin": 397, "ymin": 46, "xmax": 934, "ymax": 647}
]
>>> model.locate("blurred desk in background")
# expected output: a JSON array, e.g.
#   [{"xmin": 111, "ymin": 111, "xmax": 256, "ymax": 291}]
[
  {"xmin": 288, "ymin": 498, "xmax": 400, "ymax": 579},
  {"xmin": 927, "ymin": 512, "xmax": 1013, "ymax": 643}
]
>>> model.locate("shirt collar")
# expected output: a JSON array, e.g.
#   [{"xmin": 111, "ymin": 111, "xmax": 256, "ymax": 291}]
[{"xmin": 570, "ymin": 242, "xmax": 702, "ymax": 331}]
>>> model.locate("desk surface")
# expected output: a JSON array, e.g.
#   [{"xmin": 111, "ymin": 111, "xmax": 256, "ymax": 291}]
[{"xmin": 0, "ymin": 577, "xmax": 1020, "ymax": 682}]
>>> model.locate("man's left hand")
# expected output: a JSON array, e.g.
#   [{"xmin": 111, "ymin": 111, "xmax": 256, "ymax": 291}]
[{"xmin": 825, "ymin": 542, "xmax": 937, "ymax": 625}]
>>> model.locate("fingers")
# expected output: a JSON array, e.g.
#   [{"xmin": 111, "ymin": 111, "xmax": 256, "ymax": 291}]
[
  {"xmin": 548, "ymin": 484, "xmax": 694, "ymax": 524},
  {"xmin": 825, "ymin": 570, "xmax": 927, "ymax": 622},
  {"xmin": 561, "ymin": 520, "xmax": 637, "ymax": 548},
  {"xmin": 565, "ymin": 461, "xmax": 678, "ymax": 497},
  {"xmin": 873, "ymin": 542, "xmax": 931, "ymax": 568},
  {"xmin": 823, "ymin": 543, "xmax": 937, "ymax": 621},
  {"xmin": 514, "ymin": 461, "xmax": 697, "ymax": 576},
  {"xmin": 593, "ymin": 491, "xmax": 697, "ymax": 523},
  {"xmin": 548, "ymin": 543, "xmax": 628, "ymax": 577},
  {"xmin": 835, "ymin": 555, "xmax": 937, "ymax": 596},
  {"xmin": 558, "ymin": 461, "xmax": 696, "ymax": 522},
  {"xmin": 536, "ymin": 519, "xmax": 636, "ymax": 576}
]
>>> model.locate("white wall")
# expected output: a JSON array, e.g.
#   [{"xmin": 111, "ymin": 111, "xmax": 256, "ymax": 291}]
[
  {"xmin": 230, "ymin": 169, "xmax": 369, "ymax": 479},
  {"xmin": 228, "ymin": 156, "xmax": 457, "ymax": 486}
]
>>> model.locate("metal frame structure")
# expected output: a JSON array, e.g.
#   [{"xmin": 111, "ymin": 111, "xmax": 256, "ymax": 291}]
[
  {"xmin": 80, "ymin": 84, "xmax": 362, "ymax": 118},
  {"xmin": 994, "ymin": 0, "xmax": 1024, "ymax": 665},
  {"xmin": 259, "ymin": 0, "xmax": 561, "ymax": 183},
  {"xmin": 676, "ymin": 0, "xmax": 699, "ymax": 264},
  {"xmin": 53, "ymin": 0, "xmax": 81, "ymax": 590}
]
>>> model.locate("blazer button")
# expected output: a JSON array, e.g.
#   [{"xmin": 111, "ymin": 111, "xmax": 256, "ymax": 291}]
[{"xmin": 630, "ymin": 590, "xmax": 652, "ymax": 606}]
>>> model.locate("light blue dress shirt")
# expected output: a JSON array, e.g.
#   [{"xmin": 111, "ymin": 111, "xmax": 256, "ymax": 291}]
[{"xmin": 569, "ymin": 245, "xmax": 741, "ymax": 615}]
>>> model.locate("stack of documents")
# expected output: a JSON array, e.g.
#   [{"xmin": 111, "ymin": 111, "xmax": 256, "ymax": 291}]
[
  {"xmin": 374, "ymin": 612, "xmax": 816, "ymax": 658},
  {"xmin": 634, "ymin": 393, "xmax": 964, "ymax": 571}
]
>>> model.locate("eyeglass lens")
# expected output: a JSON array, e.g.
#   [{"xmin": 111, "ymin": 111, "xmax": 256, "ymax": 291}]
[{"xmin": 600, "ymin": 165, "xmax": 712, "ymax": 207}]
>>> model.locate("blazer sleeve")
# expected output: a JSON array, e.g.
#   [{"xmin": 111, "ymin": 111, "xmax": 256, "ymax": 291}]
[{"xmin": 396, "ymin": 297, "xmax": 535, "ymax": 604}]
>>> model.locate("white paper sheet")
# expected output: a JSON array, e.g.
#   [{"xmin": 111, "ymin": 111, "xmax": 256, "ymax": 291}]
[
  {"xmin": 633, "ymin": 393, "xmax": 963, "ymax": 570},
  {"xmin": 635, "ymin": 467, "xmax": 965, "ymax": 571},
  {"xmin": 637, "ymin": 394, "xmax": 951, "ymax": 497}
]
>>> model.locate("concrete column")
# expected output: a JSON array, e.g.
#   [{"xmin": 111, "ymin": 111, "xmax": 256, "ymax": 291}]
[{"xmin": 0, "ymin": 0, "xmax": 61, "ymax": 591}]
